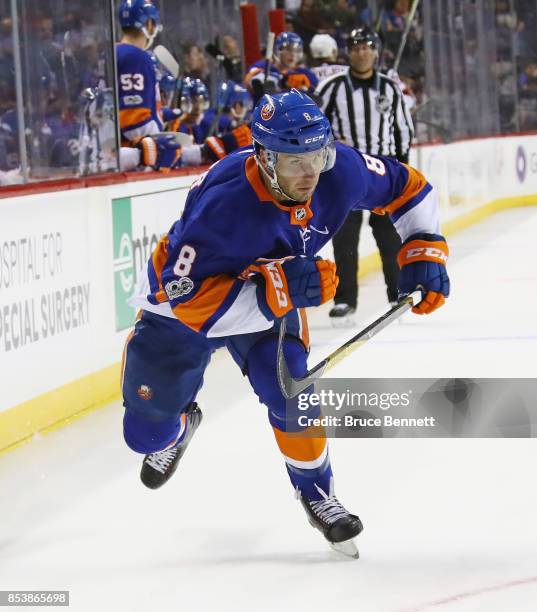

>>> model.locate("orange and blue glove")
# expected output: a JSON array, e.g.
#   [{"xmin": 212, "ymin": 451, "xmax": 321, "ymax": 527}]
[
  {"xmin": 397, "ymin": 233, "xmax": 450, "ymax": 315},
  {"xmin": 135, "ymin": 134, "xmax": 181, "ymax": 172},
  {"xmin": 252, "ymin": 256, "xmax": 339, "ymax": 320}
]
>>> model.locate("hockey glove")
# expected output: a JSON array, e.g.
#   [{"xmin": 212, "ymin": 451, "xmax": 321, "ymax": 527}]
[
  {"xmin": 161, "ymin": 107, "xmax": 183, "ymax": 123},
  {"xmin": 397, "ymin": 233, "xmax": 450, "ymax": 315},
  {"xmin": 204, "ymin": 125, "xmax": 252, "ymax": 162},
  {"xmin": 253, "ymin": 256, "xmax": 339, "ymax": 320},
  {"xmin": 135, "ymin": 134, "xmax": 181, "ymax": 172}
]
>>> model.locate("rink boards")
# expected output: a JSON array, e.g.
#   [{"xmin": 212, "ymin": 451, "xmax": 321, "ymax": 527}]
[{"xmin": 1, "ymin": 134, "xmax": 536, "ymax": 452}]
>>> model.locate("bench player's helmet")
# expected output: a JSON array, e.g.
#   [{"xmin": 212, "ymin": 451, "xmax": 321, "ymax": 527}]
[
  {"xmin": 118, "ymin": 0, "xmax": 162, "ymax": 49},
  {"xmin": 150, "ymin": 52, "xmax": 178, "ymax": 107},
  {"xmin": 274, "ymin": 32, "xmax": 303, "ymax": 65},
  {"xmin": 217, "ymin": 81, "xmax": 253, "ymax": 121},
  {"xmin": 251, "ymin": 89, "xmax": 336, "ymax": 199},
  {"xmin": 182, "ymin": 77, "xmax": 209, "ymax": 111}
]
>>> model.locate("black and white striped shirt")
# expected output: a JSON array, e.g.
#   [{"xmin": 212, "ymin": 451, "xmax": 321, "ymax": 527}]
[{"xmin": 315, "ymin": 67, "xmax": 414, "ymax": 162}]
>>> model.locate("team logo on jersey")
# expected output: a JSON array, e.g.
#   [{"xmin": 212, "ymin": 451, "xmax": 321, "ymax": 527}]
[
  {"xmin": 137, "ymin": 385, "xmax": 153, "ymax": 401},
  {"xmin": 375, "ymin": 94, "xmax": 391, "ymax": 114},
  {"xmin": 295, "ymin": 207, "xmax": 307, "ymax": 221},
  {"xmin": 122, "ymin": 95, "xmax": 143, "ymax": 106},
  {"xmin": 165, "ymin": 277, "xmax": 194, "ymax": 300},
  {"xmin": 260, "ymin": 98, "xmax": 275, "ymax": 121}
]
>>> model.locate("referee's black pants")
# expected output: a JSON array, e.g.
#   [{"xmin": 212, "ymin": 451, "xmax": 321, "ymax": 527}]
[{"xmin": 332, "ymin": 210, "xmax": 402, "ymax": 308}]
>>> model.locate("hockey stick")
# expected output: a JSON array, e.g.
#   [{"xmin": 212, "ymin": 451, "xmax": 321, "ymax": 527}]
[
  {"xmin": 153, "ymin": 45, "xmax": 180, "ymax": 79},
  {"xmin": 277, "ymin": 291, "xmax": 422, "ymax": 399},
  {"xmin": 264, "ymin": 31, "xmax": 275, "ymax": 84},
  {"xmin": 392, "ymin": 0, "xmax": 420, "ymax": 73}
]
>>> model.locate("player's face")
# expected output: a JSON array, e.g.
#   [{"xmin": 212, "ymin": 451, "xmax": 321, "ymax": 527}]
[
  {"xmin": 349, "ymin": 42, "xmax": 377, "ymax": 74},
  {"xmin": 231, "ymin": 101, "xmax": 246, "ymax": 121},
  {"xmin": 275, "ymin": 149, "xmax": 326, "ymax": 201},
  {"xmin": 278, "ymin": 45, "xmax": 302, "ymax": 69},
  {"xmin": 191, "ymin": 96, "xmax": 207, "ymax": 117}
]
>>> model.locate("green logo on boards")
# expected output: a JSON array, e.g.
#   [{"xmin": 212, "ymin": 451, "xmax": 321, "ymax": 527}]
[{"xmin": 112, "ymin": 197, "xmax": 135, "ymax": 331}]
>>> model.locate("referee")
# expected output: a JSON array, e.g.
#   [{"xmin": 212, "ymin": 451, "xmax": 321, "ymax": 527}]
[{"xmin": 315, "ymin": 26, "xmax": 414, "ymax": 326}]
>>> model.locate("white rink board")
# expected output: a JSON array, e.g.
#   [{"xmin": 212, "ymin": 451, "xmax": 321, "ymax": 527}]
[{"xmin": 0, "ymin": 174, "xmax": 196, "ymax": 413}]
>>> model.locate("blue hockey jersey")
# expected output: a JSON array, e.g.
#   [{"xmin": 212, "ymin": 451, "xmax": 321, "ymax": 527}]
[
  {"xmin": 116, "ymin": 43, "xmax": 163, "ymax": 143},
  {"xmin": 244, "ymin": 60, "xmax": 318, "ymax": 95},
  {"xmin": 130, "ymin": 143, "xmax": 440, "ymax": 337}
]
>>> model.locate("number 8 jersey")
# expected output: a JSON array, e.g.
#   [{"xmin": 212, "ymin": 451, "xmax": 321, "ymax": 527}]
[
  {"xmin": 116, "ymin": 43, "xmax": 164, "ymax": 144},
  {"xmin": 130, "ymin": 142, "xmax": 442, "ymax": 338}
]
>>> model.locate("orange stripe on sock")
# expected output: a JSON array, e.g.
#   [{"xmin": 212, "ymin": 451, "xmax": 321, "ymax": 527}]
[{"xmin": 272, "ymin": 426, "xmax": 327, "ymax": 462}]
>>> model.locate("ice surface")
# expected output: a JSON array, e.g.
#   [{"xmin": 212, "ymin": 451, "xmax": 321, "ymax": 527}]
[{"xmin": 1, "ymin": 207, "xmax": 536, "ymax": 612}]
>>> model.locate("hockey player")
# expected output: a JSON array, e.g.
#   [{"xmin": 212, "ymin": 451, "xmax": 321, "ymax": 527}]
[
  {"xmin": 169, "ymin": 77, "xmax": 213, "ymax": 144},
  {"xmin": 213, "ymin": 80, "xmax": 253, "ymax": 133},
  {"xmin": 178, "ymin": 81, "xmax": 253, "ymax": 165},
  {"xmin": 202, "ymin": 81, "xmax": 253, "ymax": 162},
  {"xmin": 121, "ymin": 90, "xmax": 450, "ymax": 555},
  {"xmin": 117, "ymin": 0, "xmax": 164, "ymax": 142},
  {"xmin": 244, "ymin": 32, "xmax": 318, "ymax": 103},
  {"xmin": 116, "ymin": 1, "xmax": 180, "ymax": 171}
]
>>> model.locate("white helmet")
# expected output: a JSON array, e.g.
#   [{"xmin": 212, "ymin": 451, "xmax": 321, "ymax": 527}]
[{"xmin": 309, "ymin": 34, "xmax": 338, "ymax": 60}]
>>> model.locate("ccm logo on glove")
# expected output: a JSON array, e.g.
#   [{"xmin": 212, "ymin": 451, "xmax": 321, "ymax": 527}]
[
  {"xmin": 252, "ymin": 256, "xmax": 338, "ymax": 320},
  {"xmin": 397, "ymin": 234, "xmax": 450, "ymax": 315},
  {"xmin": 264, "ymin": 261, "xmax": 289, "ymax": 310},
  {"xmin": 403, "ymin": 246, "xmax": 448, "ymax": 263}
]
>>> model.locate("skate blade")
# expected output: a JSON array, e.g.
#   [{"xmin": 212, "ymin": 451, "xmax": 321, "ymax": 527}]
[{"xmin": 329, "ymin": 538, "xmax": 359, "ymax": 559}]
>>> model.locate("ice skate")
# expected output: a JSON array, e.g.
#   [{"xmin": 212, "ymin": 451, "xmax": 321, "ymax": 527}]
[
  {"xmin": 328, "ymin": 303, "xmax": 356, "ymax": 328},
  {"xmin": 140, "ymin": 403, "xmax": 202, "ymax": 490},
  {"xmin": 300, "ymin": 479, "xmax": 363, "ymax": 558}
]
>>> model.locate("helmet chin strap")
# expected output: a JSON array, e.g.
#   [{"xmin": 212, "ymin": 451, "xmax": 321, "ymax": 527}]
[
  {"xmin": 142, "ymin": 24, "xmax": 161, "ymax": 50},
  {"xmin": 257, "ymin": 156, "xmax": 298, "ymax": 203}
]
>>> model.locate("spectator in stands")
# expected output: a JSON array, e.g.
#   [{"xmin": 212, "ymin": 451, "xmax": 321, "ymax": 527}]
[
  {"xmin": 293, "ymin": 0, "xmax": 327, "ymax": 47},
  {"xmin": 221, "ymin": 35, "xmax": 243, "ymax": 82},
  {"xmin": 331, "ymin": 0, "xmax": 358, "ymax": 33},
  {"xmin": 382, "ymin": 0, "xmax": 408, "ymax": 32},
  {"xmin": 205, "ymin": 35, "xmax": 243, "ymax": 83},
  {"xmin": 182, "ymin": 42, "xmax": 210, "ymax": 82}
]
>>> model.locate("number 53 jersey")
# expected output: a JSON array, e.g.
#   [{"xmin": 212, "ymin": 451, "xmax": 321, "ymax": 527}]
[
  {"xmin": 130, "ymin": 142, "xmax": 441, "ymax": 338},
  {"xmin": 116, "ymin": 42, "xmax": 163, "ymax": 143}
]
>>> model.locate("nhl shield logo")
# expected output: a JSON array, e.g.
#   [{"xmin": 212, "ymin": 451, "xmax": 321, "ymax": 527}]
[
  {"xmin": 295, "ymin": 207, "xmax": 307, "ymax": 221},
  {"xmin": 260, "ymin": 98, "xmax": 275, "ymax": 121},
  {"xmin": 137, "ymin": 385, "xmax": 153, "ymax": 400},
  {"xmin": 375, "ymin": 94, "xmax": 391, "ymax": 114}
]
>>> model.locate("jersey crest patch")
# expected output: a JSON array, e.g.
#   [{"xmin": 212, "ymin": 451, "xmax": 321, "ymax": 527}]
[{"xmin": 165, "ymin": 277, "xmax": 194, "ymax": 300}]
